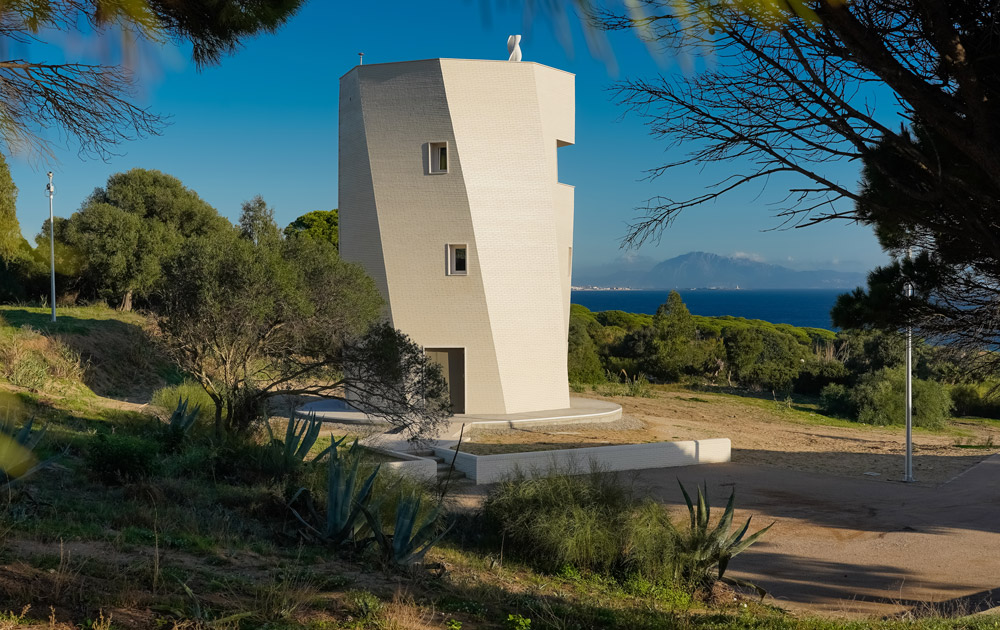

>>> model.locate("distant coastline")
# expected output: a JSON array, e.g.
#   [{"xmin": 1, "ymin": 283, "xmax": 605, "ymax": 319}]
[
  {"xmin": 571, "ymin": 286, "xmax": 634, "ymax": 291},
  {"xmin": 575, "ymin": 251, "xmax": 865, "ymax": 290}
]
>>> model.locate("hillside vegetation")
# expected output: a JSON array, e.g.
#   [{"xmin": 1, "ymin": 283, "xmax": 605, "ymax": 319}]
[
  {"xmin": 0, "ymin": 302, "xmax": 993, "ymax": 627},
  {"xmin": 570, "ymin": 292, "xmax": 998, "ymax": 431}
]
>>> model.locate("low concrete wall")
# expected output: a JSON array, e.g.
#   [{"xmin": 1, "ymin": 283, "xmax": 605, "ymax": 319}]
[
  {"xmin": 431, "ymin": 438, "xmax": 731, "ymax": 485},
  {"xmin": 365, "ymin": 447, "xmax": 437, "ymax": 482}
]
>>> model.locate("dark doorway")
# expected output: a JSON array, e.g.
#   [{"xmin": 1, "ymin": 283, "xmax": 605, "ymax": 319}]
[{"xmin": 425, "ymin": 347, "xmax": 465, "ymax": 414}]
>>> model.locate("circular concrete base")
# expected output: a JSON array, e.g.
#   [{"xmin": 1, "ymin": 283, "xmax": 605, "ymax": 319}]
[{"xmin": 299, "ymin": 396, "xmax": 623, "ymax": 432}]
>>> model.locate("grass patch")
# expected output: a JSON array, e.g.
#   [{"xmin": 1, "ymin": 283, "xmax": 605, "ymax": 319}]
[
  {"xmin": 0, "ymin": 305, "xmax": 178, "ymax": 401},
  {"xmin": 150, "ymin": 380, "xmax": 216, "ymax": 425}
]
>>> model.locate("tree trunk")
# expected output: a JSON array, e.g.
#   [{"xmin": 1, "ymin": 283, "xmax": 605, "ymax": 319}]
[
  {"xmin": 214, "ymin": 401, "xmax": 224, "ymax": 440},
  {"xmin": 118, "ymin": 289, "xmax": 133, "ymax": 312}
]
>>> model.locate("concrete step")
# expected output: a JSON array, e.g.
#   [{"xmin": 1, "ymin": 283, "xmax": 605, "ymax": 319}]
[{"xmin": 437, "ymin": 469, "xmax": 467, "ymax": 481}]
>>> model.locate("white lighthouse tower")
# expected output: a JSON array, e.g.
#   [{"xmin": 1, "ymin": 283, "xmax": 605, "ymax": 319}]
[{"xmin": 338, "ymin": 49, "xmax": 575, "ymax": 415}]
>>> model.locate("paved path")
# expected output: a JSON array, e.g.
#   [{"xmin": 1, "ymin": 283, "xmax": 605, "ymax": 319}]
[{"xmin": 633, "ymin": 455, "xmax": 1000, "ymax": 617}]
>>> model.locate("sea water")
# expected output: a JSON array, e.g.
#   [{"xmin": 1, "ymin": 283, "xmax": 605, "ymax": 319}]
[{"xmin": 570, "ymin": 289, "xmax": 844, "ymax": 330}]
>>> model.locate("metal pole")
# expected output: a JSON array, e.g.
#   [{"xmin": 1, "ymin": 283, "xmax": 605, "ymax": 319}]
[
  {"xmin": 46, "ymin": 172, "xmax": 55, "ymax": 323},
  {"xmin": 903, "ymin": 247, "xmax": 914, "ymax": 482}
]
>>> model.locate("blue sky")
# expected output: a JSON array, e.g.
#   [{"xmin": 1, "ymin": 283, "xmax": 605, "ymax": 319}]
[{"xmin": 10, "ymin": 1, "xmax": 887, "ymax": 274}]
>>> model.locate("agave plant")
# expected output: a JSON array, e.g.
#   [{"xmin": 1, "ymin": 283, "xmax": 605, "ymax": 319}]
[
  {"xmin": 672, "ymin": 481, "xmax": 773, "ymax": 597},
  {"xmin": 161, "ymin": 397, "xmax": 201, "ymax": 451},
  {"xmin": 288, "ymin": 438, "xmax": 380, "ymax": 547},
  {"xmin": 362, "ymin": 492, "xmax": 451, "ymax": 566},
  {"xmin": 168, "ymin": 397, "xmax": 201, "ymax": 435},
  {"xmin": 0, "ymin": 416, "xmax": 60, "ymax": 488},
  {"xmin": 266, "ymin": 411, "xmax": 335, "ymax": 470}
]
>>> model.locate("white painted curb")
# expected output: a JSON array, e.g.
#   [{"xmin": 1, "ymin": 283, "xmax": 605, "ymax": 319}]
[{"xmin": 431, "ymin": 438, "xmax": 732, "ymax": 485}]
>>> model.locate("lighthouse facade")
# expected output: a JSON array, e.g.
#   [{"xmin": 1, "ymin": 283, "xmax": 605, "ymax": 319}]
[{"xmin": 339, "ymin": 57, "xmax": 575, "ymax": 415}]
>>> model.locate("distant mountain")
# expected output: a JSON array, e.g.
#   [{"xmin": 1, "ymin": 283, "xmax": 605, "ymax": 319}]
[{"xmin": 576, "ymin": 252, "xmax": 866, "ymax": 290}]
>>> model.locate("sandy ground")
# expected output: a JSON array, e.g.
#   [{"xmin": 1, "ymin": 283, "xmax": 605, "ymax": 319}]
[
  {"xmin": 640, "ymin": 457, "xmax": 1000, "ymax": 619},
  {"xmin": 450, "ymin": 388, "xmax": 1000, "ymax": 619},
  {"xmin": 464, "ymin": 388, "xmax": 1000, "ymax": 485}
]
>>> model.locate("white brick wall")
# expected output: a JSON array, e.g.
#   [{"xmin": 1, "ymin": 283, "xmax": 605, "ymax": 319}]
[{"xmin": 339, "ymin": 58, "xmax": 575, "ymax": 415}]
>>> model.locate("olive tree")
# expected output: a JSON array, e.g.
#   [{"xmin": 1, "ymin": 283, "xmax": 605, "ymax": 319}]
[
  {"xmin": 54, "ymin": 169, "xmax": 228, "ymax": 310},
  {"xmin": 159, "ymin": 219, "xmax": 450, "ymax": 439}
]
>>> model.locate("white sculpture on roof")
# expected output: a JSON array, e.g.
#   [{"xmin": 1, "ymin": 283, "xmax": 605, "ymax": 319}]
[{"xmin": 507, "ymin": 34, "xmax": 522, "ymax": 62}]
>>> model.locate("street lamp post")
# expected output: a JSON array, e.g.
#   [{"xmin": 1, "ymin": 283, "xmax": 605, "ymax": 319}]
[
  {"xmin": 903, "ymin": 278, "xmax": 914, "ymax": 482},
  {"xmin": 902, "ymin": 245, "xmax": 914, "ymax": 483},
  {"xmin": 46, "ymin": 172, "xmax": 55, "ymax": 323}
]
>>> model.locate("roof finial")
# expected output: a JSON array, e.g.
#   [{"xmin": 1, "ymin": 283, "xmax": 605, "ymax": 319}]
[
  {"xmin": 507, "ymin": 35, "xmax": 522, "ymax": 62},
  {"xmin": 358, "ymin": 52, "xmax": 364, "ymax": 66}
]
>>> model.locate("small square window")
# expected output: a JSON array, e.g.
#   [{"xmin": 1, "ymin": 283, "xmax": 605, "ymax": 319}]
[
  {"xmin": 447, "ymin": 244, "xmax": 467, "ymax": 275},
  {"xmin": 429, "ymin": 142, "xmax": 448, "ymax": 174}
]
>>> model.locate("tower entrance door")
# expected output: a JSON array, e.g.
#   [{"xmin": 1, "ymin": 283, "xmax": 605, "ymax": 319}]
[{"xmin": 425, "ymin": 348, "xmax": 466, "ymax": 414}]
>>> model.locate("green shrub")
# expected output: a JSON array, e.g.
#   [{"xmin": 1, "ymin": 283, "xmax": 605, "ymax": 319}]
[
  {"xmin": 483, "ymin": 472, "xmax": 772, "ymax": 597},
  {"xmin": 851, "ymin": 368, "xmax": 952, "ymax": 429},
  {"xmin": 345, "ymin": 589, "xmax": 382, "ymax": 620},
  {"xmin": 86, "ymin": 433, "xmax": 161, "ymax": 484},
  {"xmin": 819, "ymin": 383, "xmax": 854, "ymax": 417},
  {"xmin": 482, "ymin": 470, "xmax": 673, "ymax": 580},
  {"xmin": 568, "ymin": 319, "xmax": 605, "ymax": 384},
  {"xmin": 150, "ymin": 381, "xmax": 216, "ymax": 425},
  {"xmin": 950, "ymin": 384, "xmax": 981, "ymax": 417},
  {"xmin": 794, "ymin": 357, "xmax": 849, "ymax": 394},
  {"xmin": 162, "ymin": 443, "xmax": 219, "ymax": 479},
  {"xmin": 505, "ymin": 614, "xmax": 531, "ymax": 630},
  {"xmin": 951, "ymin": 384, "xmax": 1000, "ymax": 419}
]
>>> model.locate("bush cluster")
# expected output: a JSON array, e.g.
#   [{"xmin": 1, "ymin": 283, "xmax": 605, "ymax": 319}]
[
  {"xmin": 569, "ymin": 295, "xmax": 837, "ymax": 395},
  {"xmin": 820, "ymin": 367, "xmax": 952, "ymax": 429},
  {"xmin": 950, "ymin": 384, "xmax": 1000, "ymax": 419},
  {"xmin": 86, "ymin": 433, "xmax": 161, "ymax": 484},
  {"xmin": 483, "ymin": 471, "xmax": 675, "ymax": 582},
  {"xmin": 482, "ymin": 471, "xmax": 769, "ymax": 596}
]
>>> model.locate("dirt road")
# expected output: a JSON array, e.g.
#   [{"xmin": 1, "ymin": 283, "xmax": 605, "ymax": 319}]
[
  {"xmin": 640, "ymin": 456, "xmax": 1000, "ymax": 618},
  {"xmin": 456, "ymin": 389, "xmax": 1000, "ymax": 618}
]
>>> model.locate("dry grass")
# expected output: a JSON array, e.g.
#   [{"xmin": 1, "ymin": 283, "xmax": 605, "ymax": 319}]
[{"xmin": 0, "ymin": 317, "xmax": 86, "ymax": 394}]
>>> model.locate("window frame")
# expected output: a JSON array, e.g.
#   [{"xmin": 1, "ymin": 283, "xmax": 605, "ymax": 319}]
[
  {"xmin": 447, "ymin": 243, "xmax": 468, "ymax": 276},
  {"xmin": 428, "ymin": 141, "xmax": 449, "ymax": 174}
]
